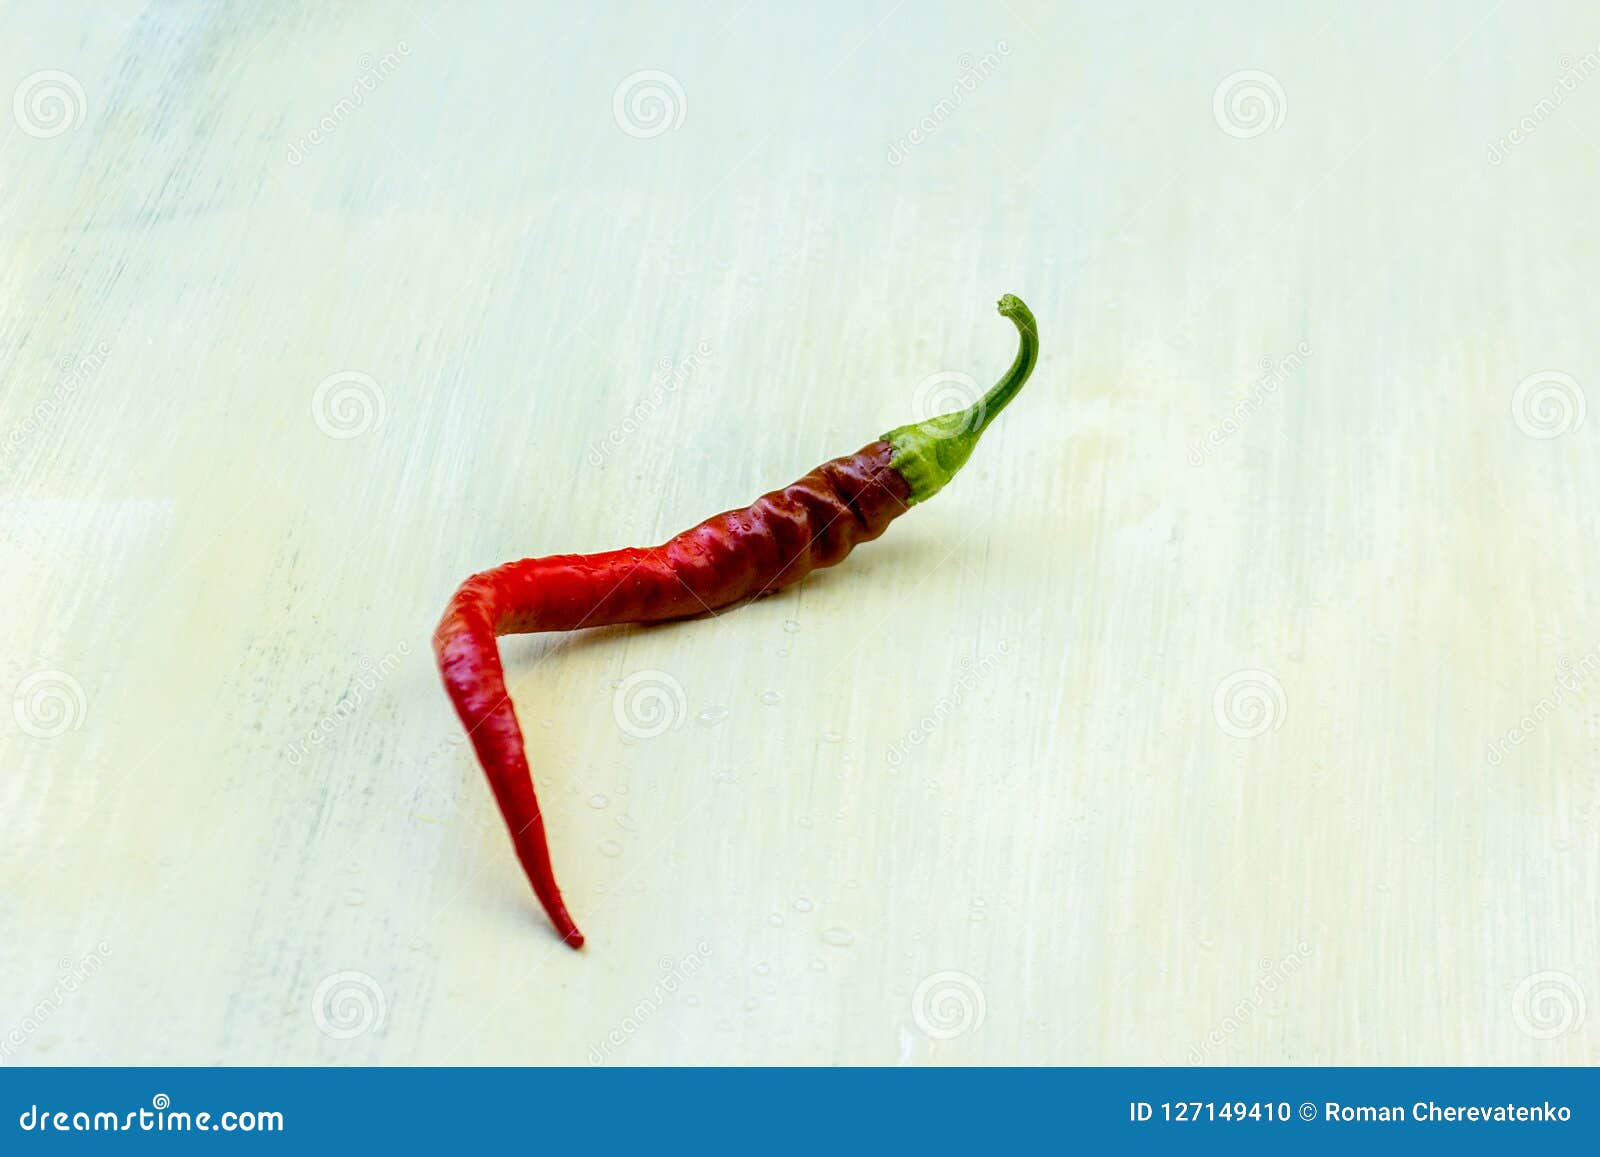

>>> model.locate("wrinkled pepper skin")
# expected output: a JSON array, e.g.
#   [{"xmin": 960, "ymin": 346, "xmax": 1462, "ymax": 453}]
[
  {"xmin": 434, "ymin": 295, "xmax": 1039, "ymax": 947},
  {"xmin": 433, "ymin": 443, "xmax": 911, "ymax": 946}
]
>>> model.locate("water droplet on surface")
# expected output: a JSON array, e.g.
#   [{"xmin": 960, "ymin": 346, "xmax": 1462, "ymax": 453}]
[
  {"xmin": 588, "ymin": 794, "xmax": 609, "ymax": 809},
  {"xmin": 754, "ymin": 961, "xmax": 770, "ymax": 975},
  {"xmin": 599, "ymin": 839, "xmax": 623, "ymax": 857},
  {"xmin": 696, "ymin": 706, "xmax": 729, "ymax": 727},
  {"xmin": 776, "ymin": 649, "xmax": 789, "ymax": 658},
  {"xmin": 616, "ymin": 814, "xmax": 639, "ymax": 832},
  {"xmin": 760, "ymin": 690, "xmax": 781, "ymax": 706},
  {"xmin": 821, "ymin": 927, "xmax": 855, "ymax": 947},
  {"xmin": 793, "ymin": 897, "xmax": 813, "ymax": 913},
  {"xmin": 822, "ymin": 730, "xmax": 843, "ymax": 743},
  {"xmin": 783, "ymin": 620, "xmax": 801, "ymax": 633},
  {"xmin": 809, "ymin": 958, "xmax": 826, "ymax": 972},
  {"xmin": 767, "ymin": 913, "xmax": 784, "ymax": 926}
]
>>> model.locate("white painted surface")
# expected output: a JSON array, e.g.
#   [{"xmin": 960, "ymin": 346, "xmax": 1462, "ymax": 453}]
[{"xmin": 2, "ymin": 2, "xmax": 1596, "ymax": 1064}]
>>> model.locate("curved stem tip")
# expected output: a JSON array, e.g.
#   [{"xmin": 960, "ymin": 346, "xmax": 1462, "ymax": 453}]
[{"xmin": 882, "ymin": 294, "xmax": 1039, "ymax": 503}]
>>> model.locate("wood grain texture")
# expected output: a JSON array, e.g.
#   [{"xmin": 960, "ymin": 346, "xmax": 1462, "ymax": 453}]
[{"xmin": 2, "ymin": 0, "xmax": 1596, "ymax": 1065}]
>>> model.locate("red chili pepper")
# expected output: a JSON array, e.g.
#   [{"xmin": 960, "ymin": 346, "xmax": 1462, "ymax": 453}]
[{"xmin": 435, "ymin": 295, "xmax": 1038, "ymax": 947}]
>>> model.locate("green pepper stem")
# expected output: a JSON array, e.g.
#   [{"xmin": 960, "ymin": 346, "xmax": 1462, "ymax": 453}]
[
  {"xmin": 972, "ymin": 294, "xmax": 1039, "ymax": 436},
  {"xmin": 882, "ymin": 294, "xmax": 1039, "ymax": 504}
]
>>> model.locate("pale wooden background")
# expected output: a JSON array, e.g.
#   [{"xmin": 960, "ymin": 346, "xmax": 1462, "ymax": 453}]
[{"xmin": 2, "ymin": 1, "xmax": 1596, "ymax": 1065}]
